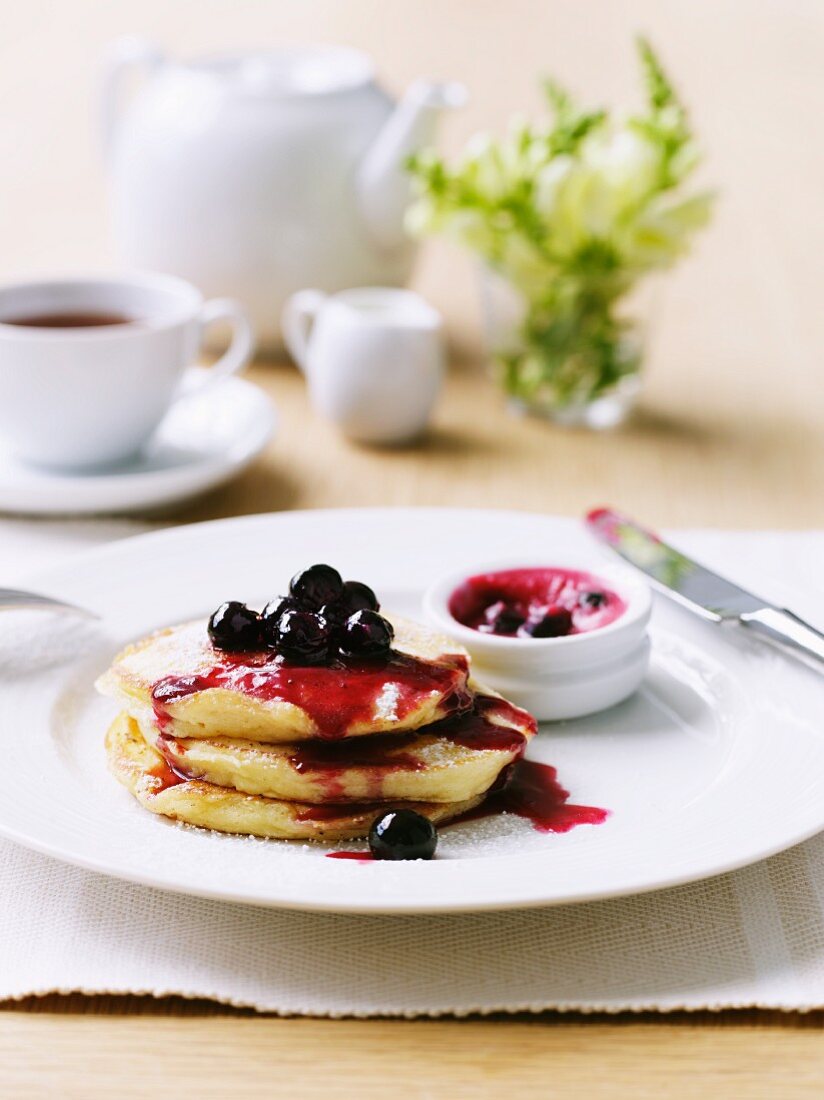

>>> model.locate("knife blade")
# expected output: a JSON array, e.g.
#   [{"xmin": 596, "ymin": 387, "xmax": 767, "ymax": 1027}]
[{"xmin": 586, "ymin": 507, "xmax": 824, "ymax": 674}]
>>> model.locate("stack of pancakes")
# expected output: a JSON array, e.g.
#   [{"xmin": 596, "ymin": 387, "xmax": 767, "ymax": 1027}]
[{"xmin": 97, "ymin": 614, "xmax": 537, "ymax": 842}]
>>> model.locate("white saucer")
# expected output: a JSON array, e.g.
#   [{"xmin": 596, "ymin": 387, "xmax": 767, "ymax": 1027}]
[{"xmin": 0, "ymin": 369, "xmax": 276, "ymax": 516}]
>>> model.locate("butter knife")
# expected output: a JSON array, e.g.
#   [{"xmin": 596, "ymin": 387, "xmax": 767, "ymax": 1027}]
[{"xmin": 586, "ymin": 507, "xmax": 824, "ymax": 674}]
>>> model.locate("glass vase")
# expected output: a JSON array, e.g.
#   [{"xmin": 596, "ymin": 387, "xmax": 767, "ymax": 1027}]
[{"xmin": 479, "ymin": 268, "xmax": 655, "ymax": 429}]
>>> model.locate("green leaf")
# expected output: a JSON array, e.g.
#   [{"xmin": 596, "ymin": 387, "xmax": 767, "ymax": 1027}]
[
  {"xmin": 543, "ymin": 78, "xmax": 575, "ymax": 121},
  {"xmin": 636, "ymin": 35, "xmax": 679, "ymax": 112}
]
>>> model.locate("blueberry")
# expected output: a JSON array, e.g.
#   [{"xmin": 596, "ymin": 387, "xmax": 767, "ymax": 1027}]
[
  {"xmin": 275, "ymin": 609, "xmax": 330, "ymax": 664},
  {"xmin": 369, "ymin": 808, "xmax": 438, "ymax": 861},
  {"xmin": 289, "ymin": 564, "xmax": 344, "ymax": 611},
  {"xmin": 491, "ymin": 606, "xmax": 526, "ymax": 635},
  {"xmin": 579, "ymin": 590, "xmax": 607, "ymax": 609},
  {"xmin": 482, "ymin": 600, "xmax": 524, "ymax": 635},
  {"xmin": 320, "ymin": 580, "xmax": 381, "ymax": 638},
  {"xmin": 318, "ymin": 601, "xmax": 347, "ymax": 626},
  {"xmin": 208, "ymin": 601, "xmax": 263, "ymax": 651},
  {"xmin": 260, "ymin": 596, "xmax": 297, "ymax": 644},
  {"xmin": 527, "ymin": 607, "xmax": 574, "ymax": 638},
  {"xmin": 339, "ymin": 609, "xmax": 394, "ymax": 658},
  {"xmin": 341, "ymin": 580, "xmax": 380, "ymax": 615}
]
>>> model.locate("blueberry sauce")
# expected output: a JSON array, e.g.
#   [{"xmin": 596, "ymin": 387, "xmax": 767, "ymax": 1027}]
[
  {"xmin": 449, "ymin": 567, "xmax": 626, "ymax": 638},
  {"xmin": 157, "ymin": 732, "xmax": 188, "ymax": 760},
  {"xmin": 435, "ymin": 695, "xmax": 537, "ymax": 753},
  {"xmin": 322, "ymin": 754, "xmax": 608, "ymax": 860},
  {"xmin": 455, "ymin": 758, "xmax": 609, "ymax": 833},
  {"xmin": 145, "ymin": 756, "xmax": 188, "ymax": 794},
  {"xmin": 153, "ymin": 732, "xmax": 198, "ymax": 785},
  {"xmin": 323, "ymin": 761, "xmax": 608, "ymax": 859},
  {"xmin": 286, "ymin": 695, "xmax": 533, "ymax": 801},
  {"xmin": 288, "ymin": 695, "xmax": 534, "ymax": 773},
  {"xmin": 294, "ymin": 802, "xmax": 383, "ymax": 822},
  {"xmin": 151, "ymin": 651, "xmax": 470, "ymax": 740},
  {"xmin": 287, "ymin": 733, "xmax": 424, "ymax": 775}
]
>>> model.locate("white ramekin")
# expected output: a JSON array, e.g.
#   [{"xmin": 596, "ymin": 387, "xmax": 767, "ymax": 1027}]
[{"xmin": 423, "ymin": 558, "xmax": 652, "ymax": 721}]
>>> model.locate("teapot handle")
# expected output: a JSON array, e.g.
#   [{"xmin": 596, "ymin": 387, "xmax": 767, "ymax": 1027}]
[
  {"xmin": 281, "ymin": 290, "xmax": 327, "ymax": 373},
  {"xmin": 100, "ymin": 36, "xmax": 164, "ymax": 159}
]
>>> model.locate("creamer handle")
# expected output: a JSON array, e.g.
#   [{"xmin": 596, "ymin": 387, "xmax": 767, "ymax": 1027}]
[{"xmin": 281, "ymin": 290, "xmax": 327, "ymax": 373}]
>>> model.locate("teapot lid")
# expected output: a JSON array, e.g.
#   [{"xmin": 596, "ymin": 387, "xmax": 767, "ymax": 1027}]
[{"xmin": 185, "ymin": 45, "xmax": 375, "ymax": 97}]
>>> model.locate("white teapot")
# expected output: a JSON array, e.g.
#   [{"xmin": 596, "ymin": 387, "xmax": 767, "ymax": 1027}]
[{"xmin": 102, "ymin": 38, "xmax": 465, "ymax": 347}]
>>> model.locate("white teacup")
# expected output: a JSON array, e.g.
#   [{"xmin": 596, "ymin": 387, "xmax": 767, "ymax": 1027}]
[
  {"xmin": 282, "ymin": 287, "xmax": 443, "ymax": 444},
  {"xmin": 0, "ymin": 272, "xmax": 254, "ymax": 470}
]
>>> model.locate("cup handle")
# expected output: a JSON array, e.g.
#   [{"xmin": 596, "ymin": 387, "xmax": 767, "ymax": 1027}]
[
  {"xmin": 173, "ymin": 298, "xmax": 255, "ymax": 405},
  {"xmin": 281, "ymin": 290, "xmax": 327, "ymax": 373},
  {"xmin": 100, "ymin": 36, "xmax": 164, "ymax": 160}
]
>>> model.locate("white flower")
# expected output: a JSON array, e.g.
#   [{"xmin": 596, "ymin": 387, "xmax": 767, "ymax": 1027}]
[
  {"xmin": 623, "ymin": 191, "xmax": 714, "ymax": 271},
  {"xmin": 582, "ymin": 128, "xmax": 660, "ymax": 208},
  {"xmin": 534, "ymin": 157, "xmax": 575, "ymax": 218},
  {"xmin": 539, "ymin": 159, "xmax": 619, "ymax": 253}
]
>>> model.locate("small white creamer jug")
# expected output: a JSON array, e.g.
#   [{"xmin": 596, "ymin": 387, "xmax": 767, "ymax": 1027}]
[{"xmin": 282, "ymin": 288, "xmax": 444, "ymax": 444}]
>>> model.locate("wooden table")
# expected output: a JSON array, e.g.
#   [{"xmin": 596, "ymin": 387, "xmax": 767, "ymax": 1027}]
[{"xmin": 3, "ymin": 0, "xmax": 824, "ymax": 1092}]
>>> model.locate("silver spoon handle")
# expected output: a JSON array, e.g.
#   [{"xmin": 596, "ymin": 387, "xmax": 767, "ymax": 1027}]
[{"xmin": 0, "ymin": 587, "xmax": 98, "ymax": 618}]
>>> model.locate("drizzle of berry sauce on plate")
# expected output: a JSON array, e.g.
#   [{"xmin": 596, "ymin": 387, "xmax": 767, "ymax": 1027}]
[
  {"xmin": 323, "ymin": 754, "xmax": 608, "ymax": 860},
  {"xmin": 455, "ymin": 759, "xmax": 609, "ymax": 834}
]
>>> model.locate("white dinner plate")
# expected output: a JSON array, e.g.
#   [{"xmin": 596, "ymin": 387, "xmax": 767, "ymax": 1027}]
[
  {"xmin": 0, "ymin": 369, "xmax": 275, "ymax": 516},
  {"xmin": 2, "ymin": 508, "xmax": 823, "ymax": 913}
]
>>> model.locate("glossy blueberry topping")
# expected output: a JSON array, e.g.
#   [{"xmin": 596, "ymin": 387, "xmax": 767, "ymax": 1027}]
[
  {"xmin": 340, "ymin": 609, "xmax": 394, "ymax": 658},
  {"xmin": 207, "ymin": 601, "xmax": 263, "ymax": 652},
  {"xmin": 318, "ymin": 601, "xmax": 347, "ymax": 628},
  {"xmin": 275, "ymin": 609, "xmax": 330, "ymax": 664},
  {"xmin": 209, "ymin": 565, "xmax": 394, "ymax": 666},
  {"xmin": 260, "ymin": 596, "xmax": 298, "ymax": 643},
  {"xmin": 340, "ymin": 580, "xmax": 380, "ymax": 615},
  {"xmin": 368, "ymin": 808, "xmax": 438, "ymax": 861},
  {"xmin": 289, "ymin": 564, "xmax": 344, "ymax": 611},
  {"xmin": 527, "ymin": 607, "xmax": 574, "ymax": 638},
  {"xmin": 318, "ymin": 580, "xmax": 380, "ymax": 632}
]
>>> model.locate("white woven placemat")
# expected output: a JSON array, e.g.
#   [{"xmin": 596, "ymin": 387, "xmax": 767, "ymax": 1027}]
[{"xmin": 1, "ymin": 517, "xmax": 823, "ymax": 1016}]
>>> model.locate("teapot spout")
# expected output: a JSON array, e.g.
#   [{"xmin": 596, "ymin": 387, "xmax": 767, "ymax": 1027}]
[{"xmin": 357, "ymin": 79, "xmax": 466, "ymax": 252}]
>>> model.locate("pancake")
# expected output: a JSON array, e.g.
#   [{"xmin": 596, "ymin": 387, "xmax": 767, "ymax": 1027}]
[
  {"xmin": 97, "ymin": 614, "xmax": 471, "ymax": 744},
  {"xmin": 106, "ymin": 712, "xmax": 483, "ymax": 841},
  {"xmin": 137, "ymin": 690, "xmax": 536, "ymax": 804}
]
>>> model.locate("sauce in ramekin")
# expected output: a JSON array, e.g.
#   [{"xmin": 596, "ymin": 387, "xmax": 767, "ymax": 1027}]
[{"xmin": 448, "ymin": 567, "xmax": 626, "ymax": 639}]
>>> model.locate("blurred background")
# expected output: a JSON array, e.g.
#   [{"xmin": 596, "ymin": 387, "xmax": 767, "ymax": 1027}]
[{"xmin": 0, "ymin": 0, "xmax": 821, "ymax": 524}]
